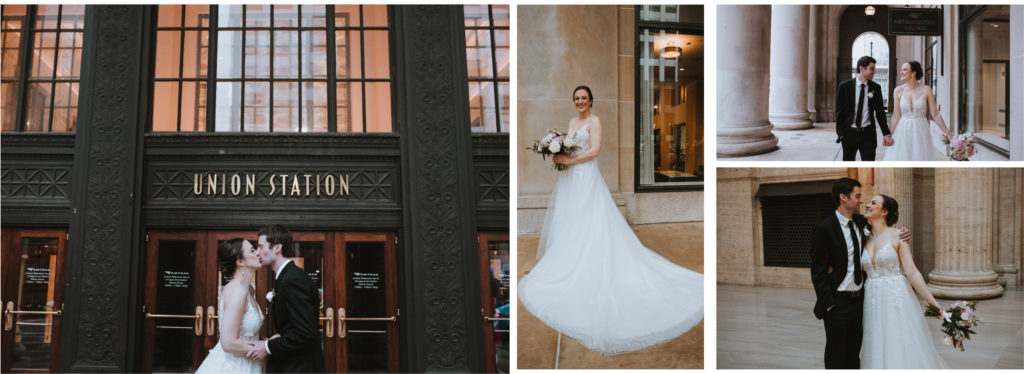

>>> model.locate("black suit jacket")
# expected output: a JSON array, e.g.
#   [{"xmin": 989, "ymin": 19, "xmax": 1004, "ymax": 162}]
[
  {"xmin": 810, "ymin": 213, "xmax": 868, "ymax": 320},
  {"xmin": 267, "ymin": 262, "xmax": 325, "ymax": 373},
  {"xmin": 835, "ymin": 78, "xmax": 891, "ymax": 143}
]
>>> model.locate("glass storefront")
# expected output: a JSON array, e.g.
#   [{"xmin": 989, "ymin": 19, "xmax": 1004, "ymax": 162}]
[
  {"xmin": 961, "ymin": 5, "xmax": 1011, "ymax": 152},
  {"xmin": 636, "ymin": 5, "xmax": 704, "ymax": 188}
]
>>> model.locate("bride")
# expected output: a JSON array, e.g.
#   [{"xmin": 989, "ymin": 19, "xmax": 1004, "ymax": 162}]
[
  {"xmin": 860, "ymin": 195, "xmax": 947, "ymax": 368},
  {"xmin": 196, "ymin": 238, "xmax": 265, "ymax": 373},
  {"xmin": 881, "ymin": 61, "xmax": 953, "ymax": 161},
  {"xmin": 517, "ymin": 85, "xmax": 704, "ymax": 355}
]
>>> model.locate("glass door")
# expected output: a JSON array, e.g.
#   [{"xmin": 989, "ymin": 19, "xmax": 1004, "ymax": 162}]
[
  {"xmin": 1, "ymin": 228, "xmax": 68, "ymax": 373},
  {"xmin": 141, "ymin": 231, "xmax": 215, "ymax": 372},
  {"xmin": 478, "ymin": 232, "xmax": 509, "ymax": 373},
  {"xmin": 325, "ymin": 232, "xmax": 399, "ymax": 373}
]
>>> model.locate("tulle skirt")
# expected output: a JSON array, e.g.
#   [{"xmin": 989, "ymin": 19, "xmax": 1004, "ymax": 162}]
[
  {"xmin": 195, "ymin": 342, "xmax": 264, "ymax": 374},
  {"xmin": 518, "ymin": 160, "xmax": 704, "ymax": 355},
  {"xmin": 881, "ymin": 117, "xmax": 946, "ymax": 161},
  {"xmin": 861, "ymin": 275, "xmax": 948, "ymax": 369}
]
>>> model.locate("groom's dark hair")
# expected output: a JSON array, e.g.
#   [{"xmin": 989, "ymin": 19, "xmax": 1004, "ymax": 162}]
[
  {"xmin": 856, "ymin": 56, "xmax": 876, "ymax": 72},
  {"xmin": 831, "ymin": 177, "xmax": 862, "ymax": 208},
  {"xmin": 259, "ymin": 224, "xmax": 293, "ymax": 254}
]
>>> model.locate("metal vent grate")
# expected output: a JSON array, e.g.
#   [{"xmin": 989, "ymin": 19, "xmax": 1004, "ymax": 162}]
[{"xmin": 760, "ymin": 194, "xmax": 834, "ymax": 268}]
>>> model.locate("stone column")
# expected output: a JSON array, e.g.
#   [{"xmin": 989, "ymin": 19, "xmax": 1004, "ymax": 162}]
[
  {"xmin": 927, "ymin": 169, "xmax": 1004, "ymax": 299},
  {"xmin": 769, "ymin": 5, "xmax": 812, "ymax": 130},
  {"xmin": 717, "ymin": 5, "xmax": 778, "ymax": 156},
  {"xmin": 873, "ymin": 168, "xmax": 913, "ymax": 235}
]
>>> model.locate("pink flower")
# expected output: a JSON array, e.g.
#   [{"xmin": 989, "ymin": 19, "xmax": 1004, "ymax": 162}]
[{"xmin": 951, "ymin": 139, "xmax": 962, "ymax": 148}]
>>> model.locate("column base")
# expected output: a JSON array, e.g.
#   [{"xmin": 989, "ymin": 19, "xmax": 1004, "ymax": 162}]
[
  {"xmin": 717, "ymin": 122, "xmax": 779, "ymax": 156},
  {"xmin": 927, "ymin": 270, "xmax": 1005, "ymax": 299},
  {"xmin": 769, "ymin": 111, "xmax": 813, "ymax": 130}
]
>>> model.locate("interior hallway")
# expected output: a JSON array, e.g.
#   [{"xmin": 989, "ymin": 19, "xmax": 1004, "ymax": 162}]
[
  {"xmin": 718, "ymin": 284, "xmax": 1024, "ymax": 369},
  {"xmin": 516, "ymin": 222, "xmax": 704, "ymax": 369}
]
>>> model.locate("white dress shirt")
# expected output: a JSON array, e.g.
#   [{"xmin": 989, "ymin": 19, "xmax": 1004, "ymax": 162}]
[
  {"xmin": 853, "ymin": 76, "xmax": 873, "ymax": 129},
  {"xmin": 835, "ymin": 211, "xmax": 863, "ymax": 292}
]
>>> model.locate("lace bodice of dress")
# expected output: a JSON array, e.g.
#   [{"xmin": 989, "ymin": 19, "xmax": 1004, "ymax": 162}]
[
  {"xmin": 568, "ymin": 117, "xmax": 592, "ymax": 153},
  {"xmin": 862, "ymin": 241, "xmax": 902, "ymax": 279},
  {"xmin": 899, "ymin": 94, "xmax": 928, "ymax": 120},
  {"xmin": 219, "ymin": 287, "xmax": 264, "ymax": 341}
]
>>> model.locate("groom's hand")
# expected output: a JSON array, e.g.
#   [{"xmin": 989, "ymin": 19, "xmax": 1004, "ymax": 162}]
[
  {"xmin": 883, "ymin": 135, "xmax": 894, "ymax": 146},
  {"xmin": 246, "ymin": 340, "xmax": 269, "ymax": 361},
  {"xmin": 898, "ymin": 228, "xmax": 911, "ymax": 243}
]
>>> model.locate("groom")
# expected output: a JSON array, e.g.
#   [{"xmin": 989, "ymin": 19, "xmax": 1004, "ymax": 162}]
[
  {"xmin": 811, "ymin": 178, "xmax": 909, "ymax": 368},
  {"xmin": 835, "ymin": 56, "xmax": 893, "ymax": 161},
  {"xmin": 246, "ymin": 224, "xmax": 325, "ymax": 372}
]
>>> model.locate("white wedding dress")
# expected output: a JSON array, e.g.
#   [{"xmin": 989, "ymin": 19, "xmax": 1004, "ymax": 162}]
[
  {"xmin": 517, "ymin": 120, "xmax": 704, "ymax": 355},
  {"xmin": 196, "ymin": 287, "xmax": 264, "ymax": 373},
  {"xmin": 881, "ymin": 95, "xmax": 946, "ymax": 161},
  {"xmin": 861, "ymin": 240, "xmax": 948, "ymax": 369}
]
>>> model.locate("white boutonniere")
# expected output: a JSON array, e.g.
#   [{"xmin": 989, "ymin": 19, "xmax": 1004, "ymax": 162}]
[
  {"xmin": 862, "ymin": 227, "xmax": 871, "ymax": 238},
  {"xmin": 266, "ymin": 290, "xmax": 275, "ymax": 303},
  {"xmin": 867, "ymin": 90, "xmax": 875, "ymax": 99}
]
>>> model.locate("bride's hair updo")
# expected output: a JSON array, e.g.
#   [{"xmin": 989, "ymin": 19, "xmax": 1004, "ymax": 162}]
[
  {"xmin": 217, "ymin": 238, "xmax": 246, "ymax": 276},
  {"xmin": 880, "ymin": 194, "xmax": 899, "ymax": 226},
  {"xmin": 907, "ymin": 61, "xmax": 923, "ymax": 80},
  {"xmin": 573, "ymin": 85, "xmax": 593, "ymax": 108}
]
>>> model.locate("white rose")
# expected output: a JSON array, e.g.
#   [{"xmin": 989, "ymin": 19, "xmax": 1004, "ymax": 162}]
[
  {"xmin": 548, "ymin": 141, "xmax": 561, "ymax": 153},
  {"xmin": 943, "ymin": 336, "xmax": 952, "ymax": 345},
  {"xmin": 563, "ymin": 136, "xmax": 575, "ymax": 148},
  {"xmin": 943, "ymin": 311, "xmax": 952, "ymax": 322},
  {"xmin": 266, "ymin": 291, "xmax": 275, "ymax": 303}
]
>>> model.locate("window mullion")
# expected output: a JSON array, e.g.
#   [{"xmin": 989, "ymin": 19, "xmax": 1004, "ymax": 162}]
[
  {"xmin": 207, "ymin": 6, "xmax": 218, "ymax": 132},
  {"xmin": 13, "ymin": 5, "xmax": 37, "ymax": 132},
  {"xmin": 46, "ymin": 5, "xmax": 63, "ymax": 132},
  {"xmin": 326, "ymin": 5, "xmax": 337, "ymax": 133},
  {"xmin": 177, "ymin": 6, "xmax": 185, "ymax": 132},
  {"xmin": 359, "ymin": 5, "xmax": 366, "ymax": 132},
  {"xmin": 296, "ymin": 6, "xmax": 303, "ymax": 132},
  {"xmin": 240, "ymin": 8, "xmax": 246, "ymax": 132},
  {"xmin": 487, "ymin": 6, "xmax": 501, "ymax": 132},
  {"xmin": 268, "ymin": 6, "xmax": 274, "ymax": 133}
]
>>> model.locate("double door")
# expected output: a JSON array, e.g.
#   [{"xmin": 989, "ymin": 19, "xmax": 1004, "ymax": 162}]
[
  {"xmin": 141, "ymin": 230, "xmax": 398, "ymax": 373},
  {"xmin": 0, "ymin": 228, "xmax": 68, "ymax": 373}
]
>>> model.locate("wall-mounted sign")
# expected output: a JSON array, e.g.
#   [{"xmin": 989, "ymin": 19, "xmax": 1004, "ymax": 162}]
[
  {"xmin": 351, "ymin": 271, "xmax": 381, "ymax": 290},
  {"xmin": 192, "ymin": 172, "xmax": 352, "ymax": 198},
  {"xmin": 889, "ymin": 8, "xmax": 942, "ymax": 36},
  {"xmin": 162, "ymin": 270, "xmax": 190, "ymax": 288},
  {"xmin": 25, "ymin": 267, "xmax": 50, "ymax": 285}
]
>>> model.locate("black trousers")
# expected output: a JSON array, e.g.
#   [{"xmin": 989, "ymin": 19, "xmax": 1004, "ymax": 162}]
[
  {"xmin": 823, "ymin": 292, "xmax": 863, "ymax": 369},
  {"xmin": 841, "ymin": 127, "xmax": 877, "ymax": 161}
]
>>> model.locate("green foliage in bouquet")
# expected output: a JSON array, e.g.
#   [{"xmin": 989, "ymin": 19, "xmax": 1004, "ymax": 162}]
[{"xmin": 924, "ymin": 301, "xmax": 981, "ymax": 352}]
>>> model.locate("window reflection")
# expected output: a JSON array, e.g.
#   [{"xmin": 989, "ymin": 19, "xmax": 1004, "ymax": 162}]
[
  {"xmin": 153, "ymin": 5, "xmax": 391, "ymax": 133},
  {"xmin": 637, "ymin": 23, "xmax": 703, "ymax": 186},
  {"xmin": 464, "ymin": 5, "xmax": 509, "ymax": 133},
  {"xmin": 961, "ymin": 5, "xmax": 1010, "ymax": 149},
  {"xmin": 1, "ymin": 4, "xmax": 84, "ymax": 132}
]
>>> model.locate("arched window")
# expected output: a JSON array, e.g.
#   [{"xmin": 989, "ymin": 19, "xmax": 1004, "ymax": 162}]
[
  {"xmin": 151, "ymin": 5, "xmax": 392, "ymax": 133},
  {"xmin": 850, "ymin": 32, "xmax": 889, "ymax": 107}
]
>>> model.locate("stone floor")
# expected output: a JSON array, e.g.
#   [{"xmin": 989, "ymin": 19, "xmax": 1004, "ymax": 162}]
[
  {"xmin": 717, "ymin": 284, "xmax": 1024, "ymax": 369},
  {"xmin": 516, "ymin": 222, "xmax": 705, "ymax": 369}
]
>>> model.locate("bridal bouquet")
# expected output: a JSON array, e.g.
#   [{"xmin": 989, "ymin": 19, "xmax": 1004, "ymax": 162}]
[
  {"xmin": 526, "ymin": 129, "xmax": 580, "ymax": 171},
  {"xmin": 924, "ymin": 300, "xmax": 981, "ymax": 351},
  {"xmin": 943, "ymin": 133, "xmax": 978, "ymax": 161}
]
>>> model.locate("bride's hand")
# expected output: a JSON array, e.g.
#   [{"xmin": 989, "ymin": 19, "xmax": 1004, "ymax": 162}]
[
  {"xmin": 269, "ymin": 333, "xmax": 280, "ymax": 340},
  {"xmin": 552, "ymin": 155, "xmax": 571, "ymax": 165}
]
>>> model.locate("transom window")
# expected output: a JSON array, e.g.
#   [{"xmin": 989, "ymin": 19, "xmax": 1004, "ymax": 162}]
[
  {"xmin": 463, "ymin": 5, "xmax": 509, "ymax": 133},
  {"xmin": 1, "ymin": 5, "xmax": 85, "ymax": 133},
  {"xmin": 152, "ymin": 5, "xmax": 392, "ymax": 133}
]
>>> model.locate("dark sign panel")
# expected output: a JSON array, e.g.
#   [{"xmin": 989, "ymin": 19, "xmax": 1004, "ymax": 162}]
[{"xmin": 890, "ymin": 8, "xmax": 943, "ymax": 36}]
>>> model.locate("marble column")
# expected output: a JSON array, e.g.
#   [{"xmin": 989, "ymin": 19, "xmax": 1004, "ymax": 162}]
[
  {"xmin": 927, "ymin": 169, "xmax": 1004, "ymax": 299},
  {"xmin": 769, "ymin": 5, "xmax": 812, "ymax": 130},
  {"xmin": 717, "ymin": 5, "xmax": 779, "ymax": 156},
  {"xmin": 873, "ymin": 168, "xmax": 913, "ymax": 234}
]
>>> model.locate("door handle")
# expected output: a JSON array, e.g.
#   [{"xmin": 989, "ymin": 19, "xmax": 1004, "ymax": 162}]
[
  {"xmin": 336, "ymin": 307, "xmax": 396, "ymax": 338},
  {"xmin": 319, "ymin": 307, "xmax": 334, "ymax": 338},
  {"xmin": 5, "ymin": 301, "xmax": 63, "ymax": 332},
  {"xmin": 207, "ymin": 306, "xmax": 217, "ymax": 336},
  {"xmin": 146, "ymin": 305, "xmax": 203, "ymax": 336}
]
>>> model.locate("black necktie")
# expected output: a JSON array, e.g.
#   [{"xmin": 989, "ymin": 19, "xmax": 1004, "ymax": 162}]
[
  {"xmin": 849, "ymin": 221, "xmax": 863, "ymax": 285},
  {"xmin": 855, "ymin": 83, "xmax": 865, "ymax": 130}
]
